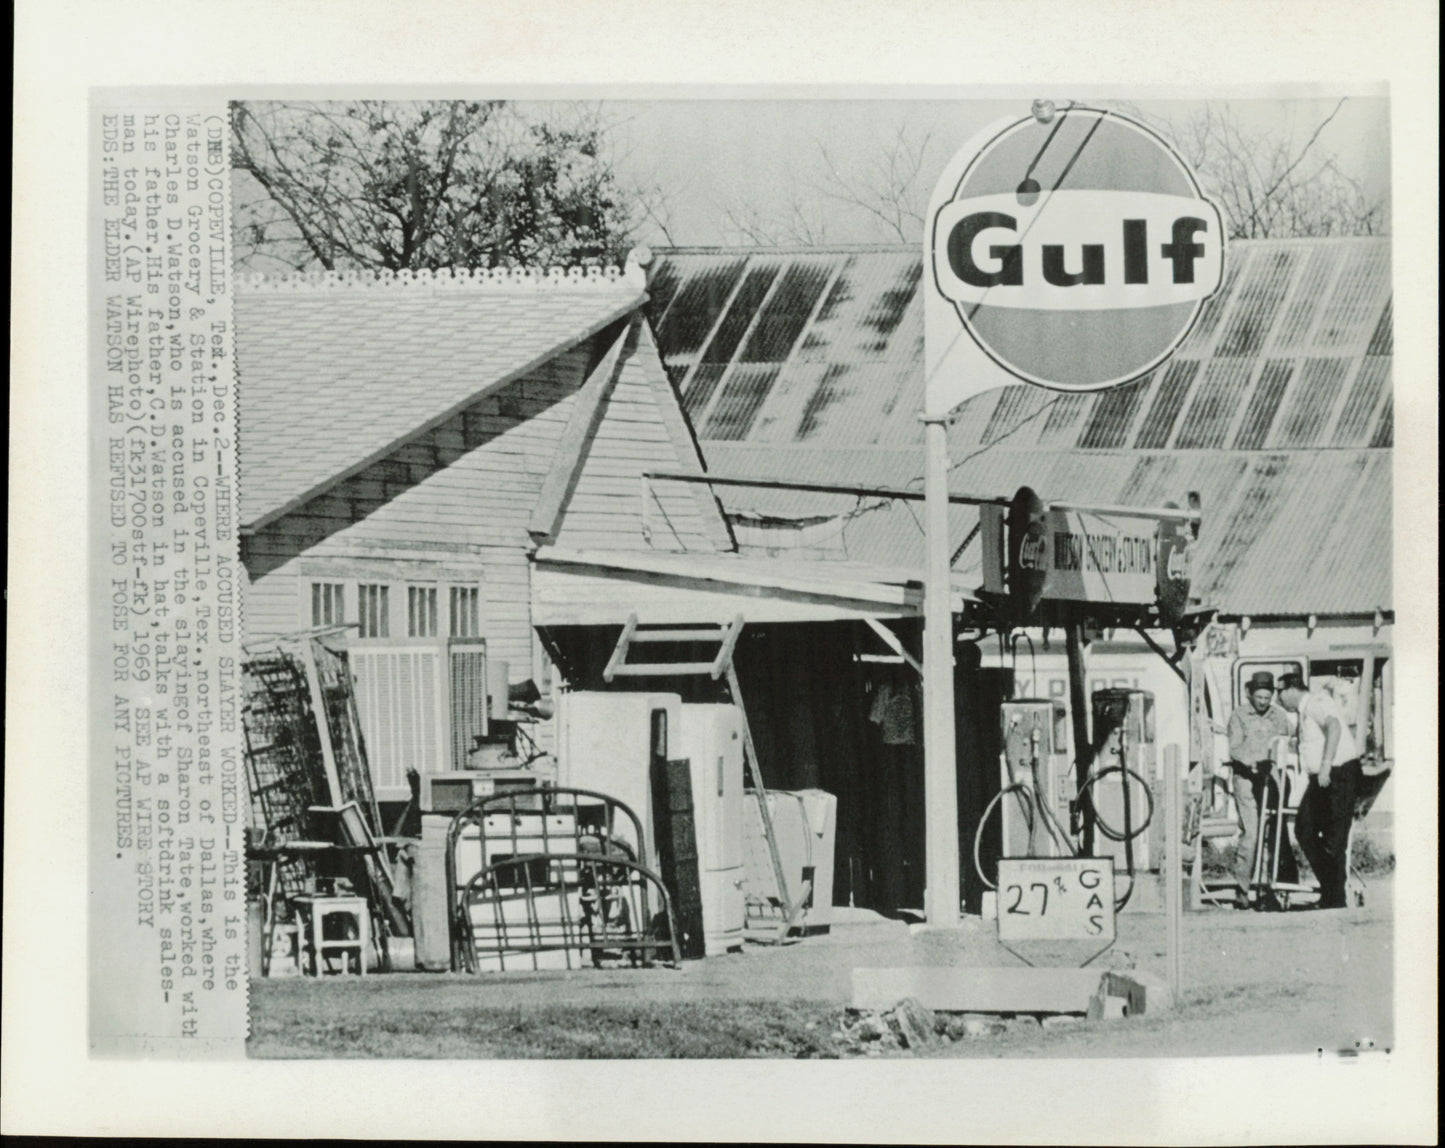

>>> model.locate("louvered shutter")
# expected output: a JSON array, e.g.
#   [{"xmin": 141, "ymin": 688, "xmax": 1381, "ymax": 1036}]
[
  {"xmin": 350, "ymin": 646, "xmax": 445, "ymax": 795},
  {"xmin": 449, "ymin": 641, "xmax": 489, "ymax": 770}
]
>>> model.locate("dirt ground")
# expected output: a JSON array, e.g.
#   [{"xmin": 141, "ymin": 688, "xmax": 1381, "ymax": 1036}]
[{"xmin": 249, "ymin": 874, "xmax": 1393, "ymax": 1058}]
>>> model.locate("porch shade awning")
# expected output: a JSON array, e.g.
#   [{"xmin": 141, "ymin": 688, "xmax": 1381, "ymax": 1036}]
[{"xmin": 530, "ymin": 546, "xmax": 977, "ymax": 627}]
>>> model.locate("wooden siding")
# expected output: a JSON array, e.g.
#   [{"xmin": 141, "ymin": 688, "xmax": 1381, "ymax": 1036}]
[
  {"xmin": 242, "ymin": 326, "xmax": 732, "ymax": 705},
  {"xmin": 553, "ymin": 322, "xmax": 731, "ymax": 553},
  {"xmin": 242, "ymin": 349, "xmax": 592, "ymax": 688}
]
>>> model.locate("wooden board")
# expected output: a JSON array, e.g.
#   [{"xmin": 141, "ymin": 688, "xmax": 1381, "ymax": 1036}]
[{"xmin": 650, "ymin": 757, "xmax": 707, "ymax": 961}]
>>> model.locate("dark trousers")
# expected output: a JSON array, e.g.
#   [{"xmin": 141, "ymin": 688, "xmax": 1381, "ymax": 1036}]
[{"xmin": 1294, "ymin": 759, "xmax": 1362, "ymax": 907}]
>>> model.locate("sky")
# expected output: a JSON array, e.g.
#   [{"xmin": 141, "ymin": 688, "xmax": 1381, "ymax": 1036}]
[
  {"xmin": 590, "ymin": 94, "xmax": 1392, "ymax": 248},
  {"xmin": 231, "ymin": 93, "xmax": 1393, "ymax": 268}
]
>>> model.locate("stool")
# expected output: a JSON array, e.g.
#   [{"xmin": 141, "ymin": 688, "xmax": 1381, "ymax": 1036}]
[
  {"xmin": 294, "ymin": 895, "xmax": 370, "ymax": 976},
  {"xmin": 265, "ymin": 921, "xmax": 301, "ymax": 976}
]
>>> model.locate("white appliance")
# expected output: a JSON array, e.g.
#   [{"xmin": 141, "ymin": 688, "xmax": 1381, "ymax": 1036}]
[
  {"xmin": 678, "ymin": 704, "xmax": 746, "ymax": 955},
  {"xmin": 419, "ymin": 767, "xmax": 548, "ymax": 814},
  {"xmin": 556, "ymin": 691, "xmax": 682, "ymax": 864},
  {"xmin": 743, "ymin": 788, "xmax": 838, "ymax": 931},
  {"xmin": 424, "ymin": 806, "xmax": 592, "ymax": 973}
]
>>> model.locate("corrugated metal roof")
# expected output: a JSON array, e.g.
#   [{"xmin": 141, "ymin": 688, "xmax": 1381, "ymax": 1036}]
[
  {"xmin": 699, "ymin": 442, "xmax": 1391, "ymax": 618},
  {"xmin": 649, "ymin": 238, "xmax": 1393, "ymax": 454}
]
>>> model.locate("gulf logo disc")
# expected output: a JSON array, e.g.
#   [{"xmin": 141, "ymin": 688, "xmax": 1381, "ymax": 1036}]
[{"xmin": 929, "ymin": 107, "xmax": 1225, "ymax": 391}]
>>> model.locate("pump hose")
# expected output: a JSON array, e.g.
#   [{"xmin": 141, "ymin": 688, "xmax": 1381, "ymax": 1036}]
[
  {"xmin": 1078, "ymin": 766, "xmax": 1155, "ymax": 842},
  {"xmin": 972, "ymin": 784, "xmax": 1037, "ymax": 891},
  {"xmin": 1078, "ymin": 765, "xmax": 1153, "ymax": 912},
  {"xmin": 975, "ymin": 767, "xmax": 1153, "ymax": 912}
]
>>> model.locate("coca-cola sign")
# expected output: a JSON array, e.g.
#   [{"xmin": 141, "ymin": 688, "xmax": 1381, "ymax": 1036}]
[{"xmin": 981, "ymin": 486, "xmax": 1200, "ymax": 619}]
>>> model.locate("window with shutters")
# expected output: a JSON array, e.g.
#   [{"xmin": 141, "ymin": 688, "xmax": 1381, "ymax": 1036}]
[
  {"xmin": 311, "ymin": 582, "xmax": 345, "ymax": 627},
  {"xmin": 408, "ymin": 585, "xmax": 439, "ymax": 637},
  {"xmin": 357, "ymin": 583, "xmax": 390, "ymax": 638},
  {"xmin": 299, "ymin": 573, "xmax": 486, "ymax": 800}
]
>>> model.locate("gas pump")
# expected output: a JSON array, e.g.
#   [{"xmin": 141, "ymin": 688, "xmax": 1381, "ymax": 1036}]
[
  {"xmin": 972, "ymin": 688, "xmax": 1158, "ymax": 911},
  {"xmin": 1085, "ymin": 689, "xmax": 1158, "ymax": 876},
  {"xmin": 997, "ymin": 699, "xmax": 1072, "ymax": 858}
]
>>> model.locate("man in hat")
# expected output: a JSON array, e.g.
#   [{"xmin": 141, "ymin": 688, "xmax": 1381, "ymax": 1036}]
[
  {"xmin": 1227, "ymin": 670, "xmax": 1297, "ymax": 907},
  {"xmin": 1278, "ymin": 671, "xmax": 1363, "ymax": 909}
]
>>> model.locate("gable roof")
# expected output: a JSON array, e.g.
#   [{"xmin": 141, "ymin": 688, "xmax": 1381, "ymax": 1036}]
[
  {"xmin": 235, "ymin": 268, "xmax": 646, "ymax": 527},
  {"xmin": 647, "ymin": 238, "xmax": 1393, "ymax": 453}
]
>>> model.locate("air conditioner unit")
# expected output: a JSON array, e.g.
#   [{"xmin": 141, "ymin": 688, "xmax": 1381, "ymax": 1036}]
[{"xmin": 420, "ymin": 768, "xmax": 542, "ymax": 814}]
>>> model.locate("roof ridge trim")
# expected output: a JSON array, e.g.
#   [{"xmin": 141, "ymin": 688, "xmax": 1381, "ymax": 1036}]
[
  {"xmin": 237, "ymin": 263, "xmax": 645, "ymax": 292},
  {"xmin": 654, "ymin": 236, "xmax": 1391, "ymax": 257}
]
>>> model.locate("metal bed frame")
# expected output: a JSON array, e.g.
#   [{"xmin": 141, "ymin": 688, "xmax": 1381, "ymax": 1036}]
[{"xmin": 445, "ymin": 786, "xmax": 681, "ymax": 972}]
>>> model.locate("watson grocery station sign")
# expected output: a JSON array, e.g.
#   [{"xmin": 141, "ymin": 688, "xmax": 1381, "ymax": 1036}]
[
  {"xmin": 978, "ymin": 487, "xmax": 1196, "ymax": 618},
  {"xmin": 924, "ymin": 106, "xmax": 1225, "ymax": 412}
]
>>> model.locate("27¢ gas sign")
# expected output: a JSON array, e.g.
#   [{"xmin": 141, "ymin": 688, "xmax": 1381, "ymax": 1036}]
[{"xmin": 996, "ymin": 857, "xmax": 1117, "ymax": 942}]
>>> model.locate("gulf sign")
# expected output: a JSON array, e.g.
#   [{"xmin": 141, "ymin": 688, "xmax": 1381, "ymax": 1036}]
[{"xmin": 924, "ymin": 107, "xmax": 1225, "ymax": 412}]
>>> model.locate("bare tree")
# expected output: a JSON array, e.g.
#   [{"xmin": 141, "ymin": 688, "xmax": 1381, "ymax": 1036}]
[
  {"xmin": 816, "ymin": 124, "xmax": 935, "ymax": 244},
  {"xmin": 714, "ymin": 184, "xmax": 830, "ymax": 246},
  {"xmin": 231, "ymin": 100, "xmax": 640, "ymax": 272},
  {"xmin": 1116, "ymin": 99, "xmax": 1389, "ymax": 238},
  {"xmin": 719, "ymin": 103, "xmax": 1385, "ymax": 248}
]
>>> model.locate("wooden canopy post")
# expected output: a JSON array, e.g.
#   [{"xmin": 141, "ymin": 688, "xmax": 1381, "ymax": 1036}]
[{"xmin": 921, "ymin": 413, "xmax": 961, "ymax": 927}]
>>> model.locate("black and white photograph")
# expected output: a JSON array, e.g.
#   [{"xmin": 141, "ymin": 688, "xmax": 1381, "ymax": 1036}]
[
  {"xmin": 8, "ymin": 1, "xmax": 1439, "ymax": 1142},
  {"xmin": 226, "ymin": 93, "xmax": 1401, "ymax": 1062}
]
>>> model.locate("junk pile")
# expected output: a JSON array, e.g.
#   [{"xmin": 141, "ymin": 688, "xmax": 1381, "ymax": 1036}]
[
  {"xmin": 243, "ymin": 622, "xmax": 842, "ymax": 978},
  {"xmin": 243, "ymin": 627, "xmax": 408, "ymax": 976}
]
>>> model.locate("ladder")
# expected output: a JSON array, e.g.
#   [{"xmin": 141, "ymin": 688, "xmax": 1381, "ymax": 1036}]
[{"xmin": 602, "ymin": 613, "xmax": 804, "ymax": 942}]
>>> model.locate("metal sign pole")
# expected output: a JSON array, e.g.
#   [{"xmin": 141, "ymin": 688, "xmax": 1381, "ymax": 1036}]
[
  {"xmin": 1163, "ymin": 743, "xmax": 1184, "ymax": 1000},
  {"xmin": 922, "ymin": 414, "xmax": 961, "ymax": 927}
]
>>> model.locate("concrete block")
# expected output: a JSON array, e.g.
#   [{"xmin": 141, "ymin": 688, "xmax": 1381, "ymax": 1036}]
[
  {"xmin": 852, "ymin": 966, "xmax": 1107, "ymax": 1014},
  {"xmin": 1117, "ymin": 968, "xmax": 1176, "ymax": 1013},
  {"xmin": 1087, "ymin": 992, "xmax": 1128, "ymax": 1021},
  {"xmin": 1085, "ymin": 969, "xmax": 1175, "ymax": 1018}
]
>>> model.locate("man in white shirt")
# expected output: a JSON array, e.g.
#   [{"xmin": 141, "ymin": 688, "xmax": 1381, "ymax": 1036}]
[{"xmin": 1277, "ymin": 672, "xmax": 1362, "ymax": 909}]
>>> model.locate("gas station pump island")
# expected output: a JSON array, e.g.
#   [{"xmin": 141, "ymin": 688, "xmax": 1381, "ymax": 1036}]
[{"xmin": 918, "ymin": 103, "xmax": 1224, "ymax": 926}]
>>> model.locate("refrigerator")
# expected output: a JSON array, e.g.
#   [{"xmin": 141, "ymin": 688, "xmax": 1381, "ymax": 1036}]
[{"xmin": 556, "ymin": 691, "xmax": 682, "ymax": 867}]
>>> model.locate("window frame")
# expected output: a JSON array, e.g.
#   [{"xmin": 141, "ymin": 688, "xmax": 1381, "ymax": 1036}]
[{"xmin": 300, "ymin": 574, "xmax": 485, "ymax": 646}]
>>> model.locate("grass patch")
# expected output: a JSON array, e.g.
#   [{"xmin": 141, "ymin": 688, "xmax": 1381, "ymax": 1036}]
[
  {"xmin": 250, "ymin": 994, "xmax": 847, "ymax": 1059},
  {"xmin": 1350, "ymin": 834, "xmax": 1395, "ymax": 876},
  {"xmin": 1201, "ymin": 835, "xmax": 1394, "ymax": 879}
]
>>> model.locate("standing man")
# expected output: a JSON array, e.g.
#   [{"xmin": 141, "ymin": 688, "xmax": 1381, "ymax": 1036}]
[
  {"xmin": 1278, "ymin": 671, "xmax": 1362, "ymax": 909},
  {"xmin": 1227, "ymin": 671, "xmax": 1297, "ymax": 907}
]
